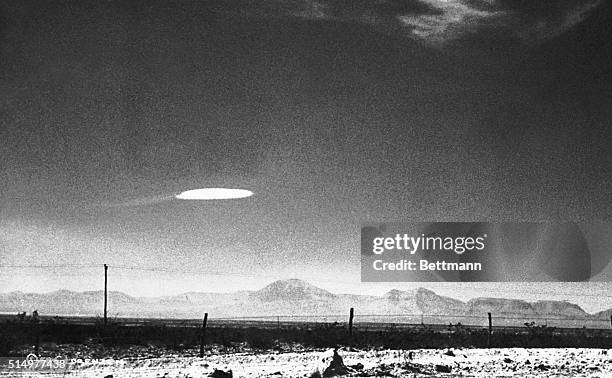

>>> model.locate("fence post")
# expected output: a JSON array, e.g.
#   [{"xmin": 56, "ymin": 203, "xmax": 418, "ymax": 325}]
[
  {"xmin": 35, "ymin": 319, "xmax": 40, "ymax": 353},
  {"xmin": 348, "ymin": 308, "xmax": 354, "ymax": 346},
  {"xmin": 199, "ymin": 313, "xmax": 208, "ymax": 358},
  {"xmin": 610, "ymin": 315, "xmax": 611, "ymax": 328},
  {"xmin": 487, "ymin": 312, "xmax": 492, "ymax": 348},
  {"xmin": 104, "ymin": 264, "xmax": 108, "ymax": 327}
]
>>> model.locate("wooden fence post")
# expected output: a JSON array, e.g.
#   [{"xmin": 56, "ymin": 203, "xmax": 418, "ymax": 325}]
[
  {"xmin": 35, "ymin": 321, "xmax": 40, "ymax": 353},
  {"xmin": 487, "ymin": 312, "xmax": 492, "ymax": 348},
  {"xmin": 199, "ymin": 313, "xmax": 208, "ymax": 358},
  {"xmin": 348, "ymin": 308, "xmax": 354, "ymax": 346},
  {"xmin": 104, "ymin": 264, "xmax": 108, "ymax": 327}
]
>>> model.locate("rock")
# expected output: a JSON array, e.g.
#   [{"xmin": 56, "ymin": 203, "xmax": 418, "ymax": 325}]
[
  {"xmin": 525, "ymin": 360, "xmax": 531, "ymax": 365},
  {"xmin": 103, "ymin": 375, "xmax": 113, "ymax": 378},
  {"xmin": 435, "ymin": 365, "xmax": 452, "ymax": 373},
  {"xmin": 209, "ymin": 369, "xmax": 232, "ymax": 378},
  {"xmin": 402, "ymin": 363, "xmax": 426, "ymax": 374},
  {"xmin": 444, "ymin": 350, "xmax": 455, "ymax": 357},
  {"xmin": 349, "ymin": 363, "xmax": 364, "ymax": 371},
  {"xmin": 504, "ymin": 358, "xmax": 513, "ymax": 363},
  {"xmin": 323, "ymin": 349, "xmax": 351, "ymax": 377},
  {"xmin": 370, "ymin": 365, "xmax": 394, "ymax": 377}
]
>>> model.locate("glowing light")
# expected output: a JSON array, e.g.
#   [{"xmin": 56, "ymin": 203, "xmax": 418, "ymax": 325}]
[{"xmin": 175, "ymin": 188, "xmax": 254, "ymax": 200}]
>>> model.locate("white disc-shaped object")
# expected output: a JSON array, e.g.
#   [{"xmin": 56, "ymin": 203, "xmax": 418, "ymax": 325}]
[{"xmin": 175, "ymin": 188, "xmax": 253, "ymax": 200}]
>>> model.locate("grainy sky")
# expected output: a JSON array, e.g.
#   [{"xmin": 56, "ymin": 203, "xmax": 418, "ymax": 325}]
[{"xmin": 1, "ymin": 0, "xmax": 611, "ymax": 309}]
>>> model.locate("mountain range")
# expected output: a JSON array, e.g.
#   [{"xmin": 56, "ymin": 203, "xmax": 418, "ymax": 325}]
[{"xmin": 1, "ymin": 279, "xmax": 610, "ymax": 324}]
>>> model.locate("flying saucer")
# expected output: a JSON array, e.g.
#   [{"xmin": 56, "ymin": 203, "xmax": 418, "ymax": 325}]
[{"xmin": 175, "ymin": 188, "xmax": 253, "ymax": 200}]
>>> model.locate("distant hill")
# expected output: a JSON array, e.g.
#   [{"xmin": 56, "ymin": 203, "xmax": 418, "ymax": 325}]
[
  {"xmin": 595, "ymin": 308, "xmax": 612, "ymax": 320},
  {"xmin": 0, "ymin": 279, "xmax": 609, "ymax": 325},
  {"xmin": 250, "ymin": 279, "xmax": 335, "ymax": 302},
  {"xmin": 532, "ymin": 301, "xmax": 589, "ymax": 318},
  {"xmin": 467, "ymin": 297, "xmax": 537, "ymax": 317}
]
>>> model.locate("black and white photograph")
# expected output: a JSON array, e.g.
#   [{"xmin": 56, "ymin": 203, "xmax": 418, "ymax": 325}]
[{"xmin": 1, "ymin": 0, "xmax": 612, "ymax": 376}]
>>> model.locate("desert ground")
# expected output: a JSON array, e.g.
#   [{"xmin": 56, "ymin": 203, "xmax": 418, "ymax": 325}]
[{"xmin": 2, "ymin": 346, "xmax": 611, "ymax": 377}]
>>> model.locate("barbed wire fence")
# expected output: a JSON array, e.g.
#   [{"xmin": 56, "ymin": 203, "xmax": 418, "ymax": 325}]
[{"xmin": 1, "ymin": 263, "xmax": 611, "ymax": 354}]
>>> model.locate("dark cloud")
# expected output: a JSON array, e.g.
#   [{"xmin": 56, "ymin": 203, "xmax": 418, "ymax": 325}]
[
  {"xmin": 219, "ymin": 0, "xmax": 604, "ymax": 47},
  {"xmin": 0, "ymin": 0, "xmax": 609, "ymax": 293},
  {"xmin": 493, "ymin": 0, "xmax": 603, "ymax": 43}
]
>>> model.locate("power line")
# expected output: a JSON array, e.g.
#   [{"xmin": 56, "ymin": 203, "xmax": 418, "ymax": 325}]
[
  {"xmin": 0, "ymin": 264, "xmax": 101, "ymax": 268},
  {"xmin": 0, "ymin": 264, "xmax": 357, "ymax": 285}
]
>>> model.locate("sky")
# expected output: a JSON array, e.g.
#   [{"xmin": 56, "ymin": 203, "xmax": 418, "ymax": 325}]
[{"xmin": 1, "ymin": 0, "xmax": 611, "ymax": 311}]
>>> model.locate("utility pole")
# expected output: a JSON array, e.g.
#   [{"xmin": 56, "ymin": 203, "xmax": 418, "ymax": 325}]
[{"xmin": 104, "ymin": 264, "xmax": 108, "ymax": 326}]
